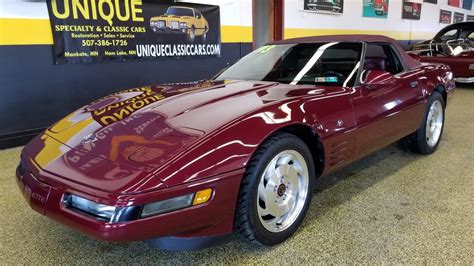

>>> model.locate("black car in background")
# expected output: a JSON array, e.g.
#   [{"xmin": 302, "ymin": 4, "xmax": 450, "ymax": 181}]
[{"xmin": 411, "ymin": 22, "xmax": 474, "ymax": 52}]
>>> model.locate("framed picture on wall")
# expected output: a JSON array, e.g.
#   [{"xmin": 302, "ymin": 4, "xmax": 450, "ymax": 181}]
[
  {"xmin": 462, "ymin": 0, "xmax": 472, "ymax": 10},
  {"xmin": 453, "ymin": 12, "xmax": 464, "ymax": 23},
  {"xmin": 303, "ymin": 0, "xmax": 344, "ymax": 15},
  {"xmin": 402, "ymin": 1, "xmax": 422, "ymax": 20},
  {"xmin": 439, "ymin": 9, "xmax": 452, "ymax": 24},
  {"xmin": 423, "ymin": 0, "xmax": 437, "ymax": 4},
  {"xmin": 467, "ymin": 15, "xmax": 474, "ymax": 21},
  {"xmin": 448, "ymin": 0, "xmax": 460, "ymax": 8},
  {"xmin": 363, "ymin": 0, "xmax": 389, "ymax": 18}
]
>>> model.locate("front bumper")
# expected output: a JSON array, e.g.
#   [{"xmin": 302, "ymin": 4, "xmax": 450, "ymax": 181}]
[
  {"xmin": 16, "ymin": 158, "xmax": 243, "ymax": 244},
  {"xmin": 453, "ymin": 77, "xmax": 474, "ymax": 83},
  {"xmin": 150, "ymin": 26, "xmax": 188, "ymax": 34}
]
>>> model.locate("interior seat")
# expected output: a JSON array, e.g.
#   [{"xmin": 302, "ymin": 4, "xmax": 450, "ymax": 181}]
[{"xmin": 363, "ymin": 57, "xmax": 386, "ymax": 71}]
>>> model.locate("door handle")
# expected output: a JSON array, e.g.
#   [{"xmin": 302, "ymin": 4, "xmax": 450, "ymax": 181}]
[{"xmin": 410, "ymin": 81, "xmax": 419, "ymax": 88}]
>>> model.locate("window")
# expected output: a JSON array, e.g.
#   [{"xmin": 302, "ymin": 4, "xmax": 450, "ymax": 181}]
[
  {"xmin": 216, "ymin": 42, "xmax": 363, "ymax": 87},
  {"xmin": 195, "ymin": 10, "xmax": 203, "ymax": 19},
  {"xmin": 364, "ymin": 44, "xmax": 404, "ymax": 75},
  {"xmin": 467, "ymin": 32, "xmax": 474, "ymax": 41},
  {"xmin": 440, "ymin": 29, "xmax": 459, "ymax": 41},
  {"xmin": 166, "ymin": 7, "xmax": 194, "ymax": 17}
]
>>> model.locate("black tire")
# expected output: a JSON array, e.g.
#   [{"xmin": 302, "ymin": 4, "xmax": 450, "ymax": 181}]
[
  {"xmin": 399, "ymin": 91, "xmax": 445, "ymax": 154},
  {"xmin": 201, "ymin": 27, "xmax": 208, "ymax": 43},
  {"xmin": 234, "ymin": 133, "xmax": 315, "ymax": 246}
]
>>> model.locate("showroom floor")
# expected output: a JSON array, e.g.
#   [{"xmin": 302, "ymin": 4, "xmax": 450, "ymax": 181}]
[{"xmin": 0, "ymin": 86, "xmax": 473, "ymax": 264}]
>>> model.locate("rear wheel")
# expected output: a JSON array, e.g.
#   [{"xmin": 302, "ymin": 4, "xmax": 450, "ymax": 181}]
[
  {"xmin": 399, "ymin": 91, "xmax": 445, "ymax": 154},
  {"xmin": 235, "ymin": 133, "xmax": 315, "ymax": 246}
]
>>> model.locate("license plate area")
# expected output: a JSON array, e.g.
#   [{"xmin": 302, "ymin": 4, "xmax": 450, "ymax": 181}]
[{"xmin": 22, "ymin": 174, "xmax": 51, "ymax": 215}]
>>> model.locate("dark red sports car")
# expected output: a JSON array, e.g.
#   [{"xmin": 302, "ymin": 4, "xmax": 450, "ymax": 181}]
[
  {"xmin": 410, "ymin": 22, "xmax": 474, "ymax": 83},
  {"xmin": 17, "ymin": 35, "xmax": 454, "ymax": 250}
]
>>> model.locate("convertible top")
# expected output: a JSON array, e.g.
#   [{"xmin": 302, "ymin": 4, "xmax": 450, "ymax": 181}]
[{"xmin": 271, "ymin": 34, "xmax": 422, "ymax": 69}]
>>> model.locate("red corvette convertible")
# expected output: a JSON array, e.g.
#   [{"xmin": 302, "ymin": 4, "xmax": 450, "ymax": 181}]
[
  {"xmin": 410, "ymin": 22, "xmax": 474, "ymax": 83},
  {"xmin": 17, "ymin": 35, "xmax": 454, "ymax": 250}
]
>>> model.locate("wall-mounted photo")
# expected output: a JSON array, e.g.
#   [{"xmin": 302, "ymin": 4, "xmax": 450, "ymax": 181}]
[
  {"xmin": 402, "ymin": 0, "xmax": 422, "ymax": 20},
  {"xmin": 448, "ymin": 0, "xmax": 460, "ymax": 8},
  {"xmin": 363, "ymin": 0, "xmax": 389, "ymax": 18},
  {"xmin": 467, "ymin": 15, "xmax": 474, "ymax": 21},
  {"xmin": 453, "ymin": 12, "xmax": 465, "ymax": 23},
  {"xmin": 150, "ymin": 6, "xmax": 209, "ymax": 43},
  {"xmin": 423, "ymin": 0, "xmax": 437, "ymax": 4},
  {"xmin": 462, "ymin": 0, "xmax": 472, "ymax": 10},
  {"xmin": 439, "ymin": 10, "xmax": 452, "ymax": 24},
  {"xmin": 303, "ymin": 0, "xmax": 344, "ymax": 15}
]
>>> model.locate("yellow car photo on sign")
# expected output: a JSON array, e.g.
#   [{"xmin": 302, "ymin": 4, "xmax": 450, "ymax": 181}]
[{"xmin": 150, "ymin": 6, "xmax": 210, "ymax": 43}]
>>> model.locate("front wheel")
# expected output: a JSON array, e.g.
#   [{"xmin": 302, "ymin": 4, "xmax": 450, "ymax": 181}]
[
  {"xmin": 201, "ymin": 27, "xmax": 208, "ymax": 43},
  {"xmin": 399, "ymin": 91, "xmax": 445, "ymax": 154},
  {"xmin": 235, "ymin": 133, "xmax": 315, "ymax": 246},
  {"xmin": 187, "ymin": 26, "xmax": 196, "ymax": 42}
]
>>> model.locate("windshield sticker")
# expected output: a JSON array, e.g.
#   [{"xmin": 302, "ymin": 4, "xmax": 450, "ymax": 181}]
[{"xmin": 315, "ymin": 77, "xmax": 338, "ymax": 83}]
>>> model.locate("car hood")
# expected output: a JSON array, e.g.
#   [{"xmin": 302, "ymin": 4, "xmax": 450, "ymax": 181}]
[
  {"xmin": 39, "ymin": 80, "xmax": 282, "ymax": 184},
  {"xmin": 152, "ymin": 15, "xmax": 193, "ymax": 20}
]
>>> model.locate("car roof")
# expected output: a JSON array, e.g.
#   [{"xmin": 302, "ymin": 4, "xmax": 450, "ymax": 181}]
[
  {"xmin": 270, "ymin": 34, "xmax": 397, "ymax": 45},
  {"xmin": 169, "ymin": 6, "xmax": 194, "ymax": 10},
  {"xmin": 269, "ymin": 34, "xmax": 422, "ymax": 70},
  {"xmin": 434, "ymin": 22, "xmax": 474, "ymax": 39},
  {"xmin": 442, "ymin": 22, "xmax": 474, "ymax": 30}
]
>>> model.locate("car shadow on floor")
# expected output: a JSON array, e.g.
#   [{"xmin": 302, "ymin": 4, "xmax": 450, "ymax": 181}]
[{"xmin": 28, "ymin": 142, "xmax": 424, "ymax": 263}]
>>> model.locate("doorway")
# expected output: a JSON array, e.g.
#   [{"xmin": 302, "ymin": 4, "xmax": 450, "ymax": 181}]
[{"xmin": 253, "ymin": 0, "xmax": 284, "ymax": 49}]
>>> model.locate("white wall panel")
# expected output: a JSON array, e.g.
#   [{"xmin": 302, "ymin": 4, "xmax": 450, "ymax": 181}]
[{"xmin": 285, "ymin": 0, "xmax": 474, "ymax": 39}]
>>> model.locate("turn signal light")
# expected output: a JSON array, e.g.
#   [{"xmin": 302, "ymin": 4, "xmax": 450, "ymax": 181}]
[{"xmin": 193, "ymin": 188, "xmax": 213, "ymax": 206}]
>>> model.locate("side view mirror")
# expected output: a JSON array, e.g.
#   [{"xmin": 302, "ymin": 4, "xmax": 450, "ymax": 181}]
[
  {"xmin": 361, "ymin": 70, "xmax": 395, "ymax": 89},
  {"xmin": 407, "ymin": 53, "xmax": 421, "ymax": 61}
]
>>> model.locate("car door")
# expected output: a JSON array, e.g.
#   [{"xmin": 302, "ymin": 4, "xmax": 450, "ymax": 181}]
[{"xmin": 351, "ymin": 43, "xmax": 425, "ymax": 159}]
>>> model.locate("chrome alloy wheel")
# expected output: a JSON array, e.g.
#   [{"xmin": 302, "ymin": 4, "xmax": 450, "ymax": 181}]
[
  {"xmin": 257, "ymin": 150, "xmax": 309, "ymax": 233},
  {"xmin": 426, "ymin": 100, "xmax": 443, "ymax": 147}
]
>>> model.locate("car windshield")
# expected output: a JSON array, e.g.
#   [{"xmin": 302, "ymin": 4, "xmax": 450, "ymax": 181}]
[
  {"xmin": 166, "ymin": 7, "xmax": 193, "ymax": 17},
  {"xmin": 216, "ymin": 42, "xmax": 363, "ymax": 87}
]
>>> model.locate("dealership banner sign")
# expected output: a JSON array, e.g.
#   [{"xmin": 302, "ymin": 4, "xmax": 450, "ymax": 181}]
[
  {"xmin": 46, "ymin": 0, "xmax": 221, "ymax": 64},
  {"xmin": 303, "ymin": 0, "xmax": 344, "ymax": 15},
  {"xmin": 362, "ymin": 0, "xmax": 389, "ymax": 19}
]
